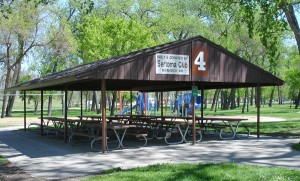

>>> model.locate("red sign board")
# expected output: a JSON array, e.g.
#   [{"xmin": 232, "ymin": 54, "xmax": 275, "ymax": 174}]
[{"xmin": 192, "ymin": 46, "xmax": 208, "ymax": 76}]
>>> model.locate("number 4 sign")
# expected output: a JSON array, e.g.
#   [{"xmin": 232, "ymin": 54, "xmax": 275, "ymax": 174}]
[
  {"xmin": 192, "ymin": 46, "xmax": 208, "ymax": 76},
  {"xmin": 194, "ymin": 51, "xmax": 206, "ymax": 71}
]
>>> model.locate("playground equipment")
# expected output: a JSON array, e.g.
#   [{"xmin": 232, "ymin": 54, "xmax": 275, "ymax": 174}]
[
  {"xmin": 122, "ymin": 92, "xmax": 154, "ymax": 115},
  {"xmin": 174, "ymin": 93, "xmax": 201, "ymax": 117},
  {"xmin": 122, "ymin": 92, "xmax": 201, "ymax": 117}
]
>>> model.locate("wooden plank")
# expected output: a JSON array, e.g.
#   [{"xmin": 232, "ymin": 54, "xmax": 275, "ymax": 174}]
[
  {"xmin": 131, "ymin": 61, "xmax": 138, "ymax": 80},
  {"xmin": 117, "ymin": 64, "xmax": 125, "ymax": 80},
  {"xmin": 103, "ymin": 69, "xmax": 110, "ymax": 79},
  {"xmin": 137, "ymin": 58, "xmax": 144, "ymax": 80},
  {"xmin": 111, "ymin": 65, "xmax": 118, "ymax": 79},
  {"xmin": 124, "ymin": 62, "xmax": 131, "ymax": 79}
]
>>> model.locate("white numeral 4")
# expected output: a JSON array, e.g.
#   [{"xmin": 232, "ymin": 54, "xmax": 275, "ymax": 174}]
[{"xmin": 194, "ymin": 51, "xmax": 206, "ymax": 71}]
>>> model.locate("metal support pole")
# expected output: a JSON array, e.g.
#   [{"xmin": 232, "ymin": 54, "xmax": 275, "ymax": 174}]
[
  {"xmin": 64, "ymin": 88, "xmax": 68, "ymax": 143},
  {"xmin": 40, "ymin": 90, "xmax": 44, "ymax": 136},
  {"xmin": 101, "ymin": 79, "xmax": 107, "ymax": 153},
  {"xmin": 24, "ymin": 91, "xmax": 27, "ymax": 131},
  {"xmin": 256, "ymin": 86, "xmax": 261, "ymax": 138}
]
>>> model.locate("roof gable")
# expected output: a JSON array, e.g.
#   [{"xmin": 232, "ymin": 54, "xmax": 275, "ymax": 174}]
[{"xmin": 7, "ymin": 35, "xmax": 284, "ymax": 91}]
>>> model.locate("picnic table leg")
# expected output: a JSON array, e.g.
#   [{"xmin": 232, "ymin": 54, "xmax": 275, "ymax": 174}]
[
  {"xmin": 164, "ymin": 125, "xmax": 184, "ymax": 145},
  {"xmin": 219, "ymin": 121, "xmax": 237, "ymax": 140},
  {"xmin": 183, "ymin": 125, "xmax": 202, "ymax": 143}
]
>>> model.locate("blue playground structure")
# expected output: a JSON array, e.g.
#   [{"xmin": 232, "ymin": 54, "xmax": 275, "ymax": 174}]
[
  {"xmin": 122, "ymin": 92, "xmax": 154, "ymax": 115},
  {"xmin": 173, "ymin": 93, "xmax": 201, "ymax": 116},
  {"xmin": 122, "ymin": 92, "xmax": 201, "ymax": 116}
]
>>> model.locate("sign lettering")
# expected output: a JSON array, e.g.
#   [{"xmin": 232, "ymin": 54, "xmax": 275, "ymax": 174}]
[{"xmin": 156, "ymin": 53, "xmax": 189, "ymax": 75}]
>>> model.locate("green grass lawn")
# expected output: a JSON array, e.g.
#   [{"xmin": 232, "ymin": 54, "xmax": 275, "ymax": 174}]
[
  {"xmin": 238, "ymin": 120, "xmax": 300, "ymax": 135},
  {"xmin": 8, "ymin": 104, "xmax": 300, "ymax": 119},
  {"xmin": 0, "ymin": 155, "xmax": 9, "ymax": 165},
  {"xmin": 83, "ymin": 163, "xmax": 300, "ymax": 181}
]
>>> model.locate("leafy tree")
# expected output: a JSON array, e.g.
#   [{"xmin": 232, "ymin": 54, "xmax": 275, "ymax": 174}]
[
  {"xmin": 75, "ymin": 14, "xmax": 156, "ymax": 115},
  {"xmin": 0, "ymin": 0, "xmax": 75, "ymax": 118}
]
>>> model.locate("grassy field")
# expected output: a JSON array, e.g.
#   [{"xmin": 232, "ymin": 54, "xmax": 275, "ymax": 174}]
[
  {"xmin": 237, "ymin": 120, "xmax": 300, "ymax": 135},
  {"xmin": 7, "ymin": 103, "xmax": 300, "ymax": 119},
  {"xmin": 83, "ymin": 163, "xmax": 300, "ymax": 181}
]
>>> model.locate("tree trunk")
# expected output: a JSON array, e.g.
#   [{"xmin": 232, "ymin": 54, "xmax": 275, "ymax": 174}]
[
  {"xmin": 242, "ymin": 88, "xmax": 248, "ymax": 113},
  {"xmin": 295, "ymin": 92, "xmax": 300, "ymax": 109},
  {"xmin": 91, "ymin": 91, "xmax": 96, "ymax": 111},
  {"xmin": 34, "ymin": 98, "xmax": 39, "ymax": 115},
  {"xmin": 67, "ymin": 91, "xmax": 73, "ymax": 108},
  {"xmin": 237, "ymin": 88, "xmax": 240, "ymax": 107},
  {"xmin": 283, "ymin": 3, "xmax": 300, "ymax": 56},
  {"xmin": 94, "ymin": 91, "xmax": 100, "ymax": 114},
  {"xmin": 250, "ymin": 87, "xmax": 254, "ymax": 106},
  {"xmin": 269, "ymin": 87, "xmax": 275, "ymax": 107},
  {"xmin": 156, "ymin": 92, "xmax": 160, "ymax": 111},
  {"xmin": 228, "ymin": 88, "xmax": 236, "ymax": 110},
  {"xmin": 1, "ymin": 64, "xmax": 11, "ymax": 118},
  {"xmin": 5, "ymin": 93, "xmax": 15, "ymax": 117},
  {"xmin": 221, "ymin": 90, "xmax": 228, "ymax": 110},
  {"xmin": 278, "ymin": 86, "xmax": 283, "ymax": 104},
  {"xmin": 215, "ymin": 90, "xmax": 220, "ymax": 113},
  {"xmin": 5, "ymin": 63, "xmax": 21, "ymax": 117},
  {"xmin": 107, "ymin": 93, "xmax": 111, "ymax": 112},
  {"xmin": 85, "ymin": 91, "xmax": 88, "ymax": 112},
  {"xmin": 48, "ymin": 95, "xmax": 52, "ymax": 116},
  {"xmin": 110, "ymin": 91, "xmax": 117, "ymax": 116},
  {"xmin": 210, "ymin": 89, "xmax": 220, "ymax": 111}
]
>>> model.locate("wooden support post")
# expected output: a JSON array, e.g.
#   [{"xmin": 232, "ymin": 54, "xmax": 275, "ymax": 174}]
[
  {"xmin": 160, "ymin": 91, "xmax": 163, "ymax": 117},
  {"xmin": 101, "ymin": 79, "xmax": 107, "ymax": 153},
  {"xmin": 119, "ymin": 91, "xmax": 122, "ymax": 115},
  {"xmin": 144, "ymin": 92, "xmax": 147, "ymax": 115},
  {"xmin": 256, "ymin": 85, "xmax": 261, "ymax": 138},
  {"xmin": 130, "ymin": 90, "xmax": 133, "ymax": 115},
  {"xmin": 64, "ymin": 88, "xmax": 68, "ymax": 143},
  {"xmin": 24, "ymin": 91, "xmax": 26, "ymax": 131},
  {"xmin": 40, "ymin": 90, "xmax": 44, "ymax": 136},
  {"xmin": 192, "ymin": 83, "xmax": 196, "ymax": 145},
  {"xmin": 80, "ymin": 90, "xmax": 83, "ymax": 119}
]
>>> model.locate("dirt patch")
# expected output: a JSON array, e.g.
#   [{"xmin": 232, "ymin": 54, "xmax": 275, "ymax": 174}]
[{"xmin": 0, "ymin": 161, "xmax": 39, "ymax": 181}]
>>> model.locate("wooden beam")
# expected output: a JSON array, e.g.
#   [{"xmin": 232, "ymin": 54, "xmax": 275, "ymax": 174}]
[
  {"xmin": 24, "ymin": 91, "xmax": 26, "ymax": 131},
  {"xmin": 101, "ymin": 79, "xmax": 107, "ymax": 153}
]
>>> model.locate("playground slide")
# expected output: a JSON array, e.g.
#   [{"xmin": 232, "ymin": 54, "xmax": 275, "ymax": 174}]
[
  {"xmin": 186, "ymin": 104, "xmax": 201, "ymax": 115},
  {"xmin": 121, "ymin": 104, "xmax": 138, "ymax": 115}
]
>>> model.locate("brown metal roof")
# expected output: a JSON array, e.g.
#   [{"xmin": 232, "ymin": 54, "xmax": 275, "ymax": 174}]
[{"xmin": 7, "ymin": 35, "xmax": 284, "ymax": 92}]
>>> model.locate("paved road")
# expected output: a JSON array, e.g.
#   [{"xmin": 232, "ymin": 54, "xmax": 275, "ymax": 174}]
[{"xmin": 0, "ymin": 126, "xmax": 299, "ymax": 180}]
